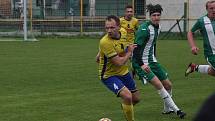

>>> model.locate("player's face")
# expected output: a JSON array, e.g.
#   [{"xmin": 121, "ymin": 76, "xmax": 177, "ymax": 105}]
[
  {"xmin": 207, "ymin": 2, "xmax": 215, "ymax": 19},
  {"xmin": 150, "ymin": 12, "xmax": 161, "ymax": 25},
  {"xmin": 105, "ymin": 19, "xmax": 120, "ymax": 38},
  {"xmin": 125, "ymin": 8, "xmax": 133, "ymax": 20}
]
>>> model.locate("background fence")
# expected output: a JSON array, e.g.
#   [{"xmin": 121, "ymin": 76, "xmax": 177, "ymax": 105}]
[{"xmin": 0, "ymin": 0, "xmax": 207, "ymax": 39}]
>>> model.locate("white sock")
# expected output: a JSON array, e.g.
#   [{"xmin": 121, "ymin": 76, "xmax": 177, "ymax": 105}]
[
  {"xmin": 158, "ymin": 87, "xmax": 179, "ymax": 112},
  {"xmin": 164, "ymin": 89, "xmax": 173, "ymax": 112},
  {"xmin": 198, "ymin": 65, "xmax": 209, "ymax": 74}
]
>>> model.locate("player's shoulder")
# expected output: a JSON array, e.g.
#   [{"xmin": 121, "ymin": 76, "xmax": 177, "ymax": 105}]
[
  {"xmin": 197, "ymin": 15, "xmax": 208, "ymax": 23},
  {"xmin": 100, "ymin": 34, "xmax": 110, "ymax": 45},
  {"xmin": 139, "ymin": 20, "xmax": 150, "ymax": 30},
  {"xmin": 199, "ymin": 15, "xmax": 207, "ymax": 19}
]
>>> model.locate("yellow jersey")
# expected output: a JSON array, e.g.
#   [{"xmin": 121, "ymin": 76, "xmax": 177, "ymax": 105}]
[
  {"xmin": 98, "ymin": 28, "xmax": 129, "ymax": 80},
  {"xmin": 120, "ymin": 17, "xmax": 139, "ymax": 44}
]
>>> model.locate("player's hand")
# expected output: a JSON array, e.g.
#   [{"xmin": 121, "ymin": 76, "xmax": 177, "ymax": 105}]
[
  {"xmin": 141, "ymin": 64, "xmax": 150, "ymax": 73},
  {"xmin": 191, "ymin": 46, "xmax": 199, "ymax": 55},
  {"xmin": 127, "ymin": 44, "xmax": 137, "ymax": 53}
]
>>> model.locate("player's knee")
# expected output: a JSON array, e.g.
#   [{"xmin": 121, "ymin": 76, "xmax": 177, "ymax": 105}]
[
  {"xmin": 132, "ymin": 97, "xmax": 140, "ymax": 105},
  {"xmin": 150, "ymin": 77, "xmax": 163, "ymax": 90},
  {"xmin": 164, "ymin": 83, "xmax": 172, "ymax": 90},
  {"xmin": 208, "ymin": 67, "xmax": 215, "ymax": 76},
  {"xmin": 162, "ymin": 80, "xmax": 172, "ymax": 90},
  {"xmin": 121, "ymin": 92, "xmax": 133, "ymax": 103},
  {"xmin": 132, "ymin": 92, "xmax": 141, "ymax": 105}
]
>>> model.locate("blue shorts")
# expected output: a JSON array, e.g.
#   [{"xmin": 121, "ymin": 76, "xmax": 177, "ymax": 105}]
[{"xmin": 102, "ymin": 73, "xmax": 138, "ymax": 96}]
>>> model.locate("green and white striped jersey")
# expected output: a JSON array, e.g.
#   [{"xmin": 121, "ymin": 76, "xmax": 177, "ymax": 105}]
[
  {"xmin": 191, "ymin": 15, "xmax": 215, "ymax": 57},
  {"xmin": 133, "ymin": 20, "xmax": 161, "ymax": 65}
]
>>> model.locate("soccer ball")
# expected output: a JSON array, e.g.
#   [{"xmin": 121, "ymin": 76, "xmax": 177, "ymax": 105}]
[{"xmin": 99, "ymin": 118, "xmax": 112, "ymax": 121}]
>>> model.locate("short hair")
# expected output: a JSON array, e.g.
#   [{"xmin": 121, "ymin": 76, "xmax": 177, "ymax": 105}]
[
  {"xmin": 146, "ymin": 4, "xmax": 163, "ymax": 15},
  {"xmin": 125, "ymin": 5, "xmax": 133, "ymax": 9},
  {"xmin": 206, "ymin": 0, "xmax": 215, "ymax": 9},
  {"xmin": 106, "ymin": 15, "xmax": 120, "ymax": 26}
]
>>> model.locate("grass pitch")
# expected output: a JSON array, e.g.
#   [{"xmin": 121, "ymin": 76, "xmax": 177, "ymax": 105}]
[{"xmin": 0, "ymin": 37, "xmax": 214, "ymax": 121}]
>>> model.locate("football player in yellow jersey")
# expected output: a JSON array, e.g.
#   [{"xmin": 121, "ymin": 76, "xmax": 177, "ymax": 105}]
[
  {"xmin": 120, "ymin": 5, "xmax": 139, "ymax": 78},
  {"xmin": 120, "ymin": 5, "xmax": 139, "ymax": 44},
  {"xmin": 98, "ymin": 15, "xmax": 140, "ymax": 121}
]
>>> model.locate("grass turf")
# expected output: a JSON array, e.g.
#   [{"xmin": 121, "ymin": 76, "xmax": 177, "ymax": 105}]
[{"xmin": 0, "ymin": 37, "xmax": 214, "ymax": 121}]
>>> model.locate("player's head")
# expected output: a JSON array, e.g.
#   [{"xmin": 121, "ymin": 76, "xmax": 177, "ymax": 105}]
[
  {"xmin": 105, "ymin": 15, "xmax": 120, "ymax": 38},
  {"xmin": 124, "ymin": 5, "xmax": 134, "ymax": 20},
  {"xmin": 147, "ymin": 4, "xmax": 163, "ymax": 25},
  {"xmin": 206, "ymin": 0, "xmax": 215, "ymax": 19}
]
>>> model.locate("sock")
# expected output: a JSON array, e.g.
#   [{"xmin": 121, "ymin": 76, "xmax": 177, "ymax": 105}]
[
  {"xmin": 121, "ymin": 103, "xmax": 135, "ymax": 121},
  {"xmin": 197, "ymin": 65, "xmax": 209, "ymax": 74},
  {"xmin": 158, "ymin": 87, "xmax": 179, "ymax": 112},
  {"xmin": 163, "ymin": 89, "xmax": 173, "ymax": 112}
]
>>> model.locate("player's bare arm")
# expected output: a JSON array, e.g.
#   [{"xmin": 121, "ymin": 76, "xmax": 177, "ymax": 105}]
[
  {"xmin": 187, "ymin": 31, "xmax": 199, "ymax": 55},
  {"xmin": 111, "ymin": 44, "xmax": 137, "ymax": 66}
]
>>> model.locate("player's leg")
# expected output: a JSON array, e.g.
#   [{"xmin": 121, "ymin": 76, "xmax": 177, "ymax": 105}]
[
  {"xmin": 131, "ymin": 91, "xmax": 140, "ymax": 105},
  {"xmin": 149, "ymin": 63, "xmax": 186, "ymax": 118},
  {"xmin": 161, "ymin": 80, "xmax": 174, "ymax": 114},
  {"xmin": 119, "ymin": 88, "xmax": 135, "ymax": 121},
  {"xmin": 120, "ymin": 72, "xmax": 141, "ymax": 105},
  {"xmin": 150, "ymin": 63, "xmax": 174, "ymax": 114},
  {"xmin": 149, "ymin": 77, "xmax": 177, "ymax": 112},
  {"xmin": 102, "ymin": 75, "xmax": 136, "ymax": 121},
  {"xmin": 133, "ymin": 62, "xmax": 186, "ymax": 118},
  {"xmin": 150, "ymin": 77, "xmax": 186, "ymax": 118},
  {"xmin": 187, "ymin": 64, "xmax": 214, "ymax": 76},
  {"xmin": 185, "ymin": 56, "xmax": 215, "ymax": 77},
  {"xmin": 185, "ymin": 62, "xmax": 210, "ymax": 76},
  {"xmin": 207, "ymin": 57, "xmax": 215, "ymax": 76},
  {"xmin": 119, "ymin": 72, "xmax": 141, "ymax": 121},
  {"xmin": 208, "ymin": 66, "xmax": 215, "ymax": 76}
]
